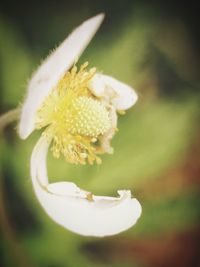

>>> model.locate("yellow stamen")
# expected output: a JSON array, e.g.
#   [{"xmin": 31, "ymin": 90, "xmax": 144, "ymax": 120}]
[{"xmin": 36, "ymin": 63, "xmax": 111, "ymax": 165}]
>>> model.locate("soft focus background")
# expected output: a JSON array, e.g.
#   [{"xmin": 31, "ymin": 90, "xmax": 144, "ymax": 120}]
[{"xmin": 0, "ymin": 1, "xmax": 200, "ymax": 267}]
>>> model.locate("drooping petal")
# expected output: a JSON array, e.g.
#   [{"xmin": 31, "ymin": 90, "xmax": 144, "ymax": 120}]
[
  {"xmin": 31, "ymin": 136, "xmax": 142, "ymax": 237},
  {"xmin": 19, "ymin": 14, "xmax": 104, "ymax": 139},
  {"xmin": 89, "ymin": 73, "xmax": 138, "ymax": 110}
]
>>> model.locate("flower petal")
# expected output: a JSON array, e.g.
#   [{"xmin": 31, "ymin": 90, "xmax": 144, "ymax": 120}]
[
  {"xmin": 89, "ymin": 73, "xmax": 138, "ymax": 110},
  {"xmin": 100, "ymin": 105, "xmax": 117, "ymax": 154},
  {"xmin": 31, "ymin": 136, "xmax": 142, "ymax": 237},
  {"xmin": 19, "ymin": 14, "xmax": 105, "ymax": 139}
]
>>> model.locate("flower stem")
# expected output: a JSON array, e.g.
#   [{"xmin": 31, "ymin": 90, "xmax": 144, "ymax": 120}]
[{"xmin": 0, "ymin": 108, "xmax": 21, "ymax": 133}]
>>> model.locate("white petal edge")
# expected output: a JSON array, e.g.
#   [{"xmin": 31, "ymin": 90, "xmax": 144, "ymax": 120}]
[
  {"xmin": 19, "ymin": 14, "xmax": 105, "ymax": 139},
  {"xmin": 89, "ymin": 73, "xmax": 138, "ymax": 110},
  {"xmin": 31, "ymin": 136, "xmax": 142, "ymax": 237}
]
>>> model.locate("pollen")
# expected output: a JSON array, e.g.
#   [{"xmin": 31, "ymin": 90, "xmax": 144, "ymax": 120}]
[{"xmin": 36, "ymin": 62, "xmax": 111, "ymax": 165}]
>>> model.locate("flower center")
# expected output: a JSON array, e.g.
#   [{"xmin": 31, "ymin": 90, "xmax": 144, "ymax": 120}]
[
  {"xmin": 36, "ymin": 62, "xmax": 111, "ymax": 165},
  {"xmin": 67, "ymin": 96, "xmax": 110, "ymax": 137}
]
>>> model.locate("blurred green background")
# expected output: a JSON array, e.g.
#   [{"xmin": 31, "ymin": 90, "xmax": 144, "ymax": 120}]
[{"xmin": 0, "ymin": 1, "xmax": 200, "ymax": 267}]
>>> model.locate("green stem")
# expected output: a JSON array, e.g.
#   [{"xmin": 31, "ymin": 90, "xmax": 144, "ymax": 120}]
[{"xmin": 0, "ymin": 108, "xmax": 21, "ymax": 133}]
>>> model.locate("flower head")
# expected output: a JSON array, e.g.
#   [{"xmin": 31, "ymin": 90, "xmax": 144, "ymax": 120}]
[
  {"xmin": 18, "ymin": 14, "xmax": 141, "ymax": 237},
  {"xmin": 35, "ymin": 63, "xmax": 111, "ymax": 165}
]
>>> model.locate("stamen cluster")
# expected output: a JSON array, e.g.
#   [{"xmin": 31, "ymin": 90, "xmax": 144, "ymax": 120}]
[{"xmin": 36, "ymin": 63, "xmax": 111, "ymax": 165}]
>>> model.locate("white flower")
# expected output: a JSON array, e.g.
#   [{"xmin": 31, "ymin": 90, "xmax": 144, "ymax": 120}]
[{"xmin": 18, "ymin": 14, "xmax": 141, "ymax": 237}]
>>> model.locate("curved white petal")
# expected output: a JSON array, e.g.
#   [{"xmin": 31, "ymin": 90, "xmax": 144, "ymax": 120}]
[
  {"xmin": 89, "ymin": 73, "xmax": 138, "ymax": 110},
  {"xmin": 19, "ymin": 14, "xmax": 104, "ymax": 139},
  {"xmin": 31, "ymin": 136, "xmax": 142, "ymax": 237},
  {"xmin": 88, "ymin": 73, "xmax": 106, "ymax": 97}
]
